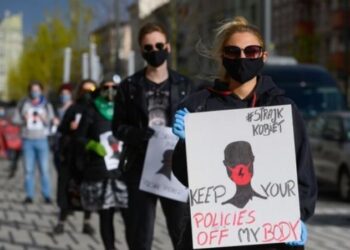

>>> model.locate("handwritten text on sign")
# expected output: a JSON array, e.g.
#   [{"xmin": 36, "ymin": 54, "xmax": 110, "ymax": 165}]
[
  {"xmin": 184, "ymin": 105, "xmax": 300, "ymax": 248},
  {"xmin": 246, "ymin": 107, "xmax": 285, "ymax": 136}
]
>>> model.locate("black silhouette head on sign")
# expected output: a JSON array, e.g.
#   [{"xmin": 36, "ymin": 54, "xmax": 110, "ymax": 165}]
[{"xmin": 222, "ymin": 141, "xmax": 266, "ymax": 208}]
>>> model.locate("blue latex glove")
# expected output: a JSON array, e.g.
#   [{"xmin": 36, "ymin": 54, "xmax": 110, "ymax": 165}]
[
  {"xmin": 172, "ymin": 108, "xmax": 190, "ymax": 139},
  {"xmin": 286, "ymin": 220, "xmax": 308, "ymax": 246}
]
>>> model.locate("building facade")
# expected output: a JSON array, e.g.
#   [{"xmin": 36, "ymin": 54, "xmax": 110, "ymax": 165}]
[
  {"xmin": 0, "ymin": 11, "xmax": 23, "ymax": 100},
  {"xmin": 90, "ymin": 21, "xmax": 132, "ymax": 79}
]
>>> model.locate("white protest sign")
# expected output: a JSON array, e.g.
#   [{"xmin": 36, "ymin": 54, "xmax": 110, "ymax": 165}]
[
  {"xmin": 140, "ymin": 126, "xmax": 189, "ymax": 202},
  {"xmin": 185, "ymin": 105, "xmax": 300, "ymax": 249},
  {"xmin": 99, "ymin": 131, "xmax": 122, "ymax": 171}
]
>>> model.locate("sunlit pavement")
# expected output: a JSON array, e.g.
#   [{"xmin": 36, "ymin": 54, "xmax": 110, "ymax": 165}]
[
  {"xmin": 0, "ymin": 158, "xmax": 349, "ymax": 250},
  {"xmin": 0, "ymin": 158, "xmax": 172, "ymax": 250}
]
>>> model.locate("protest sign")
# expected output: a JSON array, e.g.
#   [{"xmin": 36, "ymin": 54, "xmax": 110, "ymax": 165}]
[
  {"xmin": 99, "ymin": 131, "xmax": 122, "ymax": 171},
  {"xmin": 140, "ymin": 126, "xmax": 188, "ymax": 202},
  {"xmin": 185, "ymin": 105, "xmax": 300, "ymax": 248}
]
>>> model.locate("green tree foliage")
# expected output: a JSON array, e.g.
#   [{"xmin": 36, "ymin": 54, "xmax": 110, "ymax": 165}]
[
  {"xmin": 8, "ymin": 18, "xmax": 73, "ymax": 100},
  {"xmin": 8, "ymin": 0, "xmax": 93, "ymax": 101}
]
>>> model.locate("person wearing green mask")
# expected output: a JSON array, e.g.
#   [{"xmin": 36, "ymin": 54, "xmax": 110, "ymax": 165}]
[{"xmin": 76, "ymin": 78, "xmax": 127, "ymax": 250}]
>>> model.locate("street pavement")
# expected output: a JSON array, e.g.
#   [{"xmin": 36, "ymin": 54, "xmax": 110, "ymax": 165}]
[
  {"xmin": 307, "ymin": 184, "xmax": 350, "ymax": 250},
  {"xmin": 0, "ymin": 158, "xmax": 172, "ymax": 250},
  {"xmin": 0, "ymin": 158, "xmax": 349, "ymax": 250}
]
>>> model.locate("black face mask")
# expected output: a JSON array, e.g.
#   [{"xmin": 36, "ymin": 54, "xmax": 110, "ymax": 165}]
[
  {"xmin": 142, "ymin": 50, "xmax": 168, "ymax": 68},
  {"xmin": 222, "ymin": 57, "xmax": 264, "ymax": 83},
  {"xmin": 80, "ymin": 92, "xmax": 92, "ymax": 103}
]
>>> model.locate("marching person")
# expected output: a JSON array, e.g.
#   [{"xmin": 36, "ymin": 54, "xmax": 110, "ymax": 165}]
[
  {"xmin": 172, "ymin": 16, "xmax": 317, "ymax": 250},
  {"xmin": 112, "ymin": 22, "xmax": 193, "ymax": 250}
]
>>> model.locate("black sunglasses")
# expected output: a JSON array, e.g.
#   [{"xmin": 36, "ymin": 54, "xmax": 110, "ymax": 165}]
[
  {"xmin": 223, "ymin": 45, "xmax": 263, "ymax": 59},
  {"xmin": 102, "ymin": 85, "xmax": 117, "ymax": 90},
  {"xmin": 143, "ymin": 42, "xmax": 166, "ymax": 52}
]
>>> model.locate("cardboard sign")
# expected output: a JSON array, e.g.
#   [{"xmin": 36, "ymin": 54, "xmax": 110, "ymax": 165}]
[
  {"xmin": 185, "ymin": 105, "xmax": 301, "ymax": 249},
  {"xmin": 99, "ymin": 131, "xmax": 122, "ymax": 171},
  {"xmin": 140, "ymin": 126, "xmax": 189, "ymax": 202}
]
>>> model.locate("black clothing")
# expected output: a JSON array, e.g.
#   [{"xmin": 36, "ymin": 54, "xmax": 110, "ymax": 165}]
[
  {"xmin": 56, "ymin": 101, "xmax": 87, "ymax": 210},
  {"xmin": 76, "ymin": 104, "xmax": 121, "ymax": 182},
  {"xmin": 172, "ymin": 76, "xmax": 317, "ymax": 250},
  {"xmin": 112, "ymin": 68, "xmax": 192, "ymax": 250},
  {"xmin": 99, "ymin": 208, "xmax": 116, "ymax": 250},
  {"xmin": 123, "ymin": 183, "xmax": 188, "ymax": 250},
  {"xmin": 76, "ymin": 99, "xmax": 127, "ymax": 250},
  {"xmin": 112, "ymin": 68, "xmax": 192, "ymax": 181}
]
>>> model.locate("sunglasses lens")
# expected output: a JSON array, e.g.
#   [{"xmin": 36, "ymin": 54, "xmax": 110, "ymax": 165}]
[
  {"xmin": 143, "ymin": 43, "xmax": 165, "ymax": 52},
  {"xmin": 223, "ymin": 46, "xmax": 241, "ymax": 59},
  {"xmin": 103, "ymin": 86, "xmax": 116, "ymax": 90},
  {"xmin": 223, "ymin": 45, "xmax": 262, "ymax": 59},
  {"xmin": 244, "ymin": 45, "xmax": 262, "ymax": 58},
  {"xmin": 155, "ymin": 43, "xmax": 165, "ymax": 50},
  {"xmin": 143, "ymin": 44, "xmax": 153, "ymax": 52}
]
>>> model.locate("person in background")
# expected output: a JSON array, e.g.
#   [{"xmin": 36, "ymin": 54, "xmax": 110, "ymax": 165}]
[
  {"xmin": 53, "ymin": 79, "xmax": 97, "ymax": 235},
  {"xmin": 52, "ymin": 83, "xmax": 74, "ymax": 171},
  {"xmin": 12, "ymin": 81, "xmax": 56, "ymax": 204},
  {"xmin": 172, "ymin": 16, "xmax": 317, "ymax": 250},
  {"xmin": 112, "ymin": 22, "xmax": 192, "ymax": 250},
  {"xmin": 77, "ymin": 78, "xmax": 127, "ymax": 250},
  {"xmin": 0, "ymin": 106, "xmax": 22, "ymax": 178}
]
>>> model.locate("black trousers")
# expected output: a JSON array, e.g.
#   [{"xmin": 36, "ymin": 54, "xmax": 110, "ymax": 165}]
[
  {"xmin": 177, "ymin": 210, "xmax": 305, "ymax": 250},
  {"xmin": 122, "ymin": 181, "xmax": 188, "ymax": 250},
  {"xmin": 99, "ymin": 208, "xmax": 116, "ymax": 250}
]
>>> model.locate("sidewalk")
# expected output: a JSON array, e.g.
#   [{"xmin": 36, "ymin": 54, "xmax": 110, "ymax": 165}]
[{"xmin": 0, "ymin": 158, "xmax": 172, "ymax": 250}]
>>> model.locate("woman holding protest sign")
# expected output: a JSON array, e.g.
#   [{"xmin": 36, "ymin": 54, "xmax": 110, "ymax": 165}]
[
  {"xmin": 172, "ymin": 16, "xmax": 317, "ymax": 250},
  {"xmin": 76, "ymin": 78, "xmax": 127, "ymax": 250}
]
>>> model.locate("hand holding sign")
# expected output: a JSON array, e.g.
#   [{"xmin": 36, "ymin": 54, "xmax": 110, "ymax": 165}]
[
  {"xmin": 286, "ymin": 221, "xmax": 308, "ymax": 246},
  {"xmin": 172, "ymin": 108, "xmax": 189, "ymax": 139}
]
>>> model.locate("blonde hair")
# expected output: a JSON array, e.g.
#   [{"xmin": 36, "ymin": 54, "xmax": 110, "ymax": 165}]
[
  {"xmin": 213, "ymin": 16, "xmax": 264, "ymax": 60},
  {"xmin": 196, "ymin": 16, "xmax": 264, "ymax": 82}
]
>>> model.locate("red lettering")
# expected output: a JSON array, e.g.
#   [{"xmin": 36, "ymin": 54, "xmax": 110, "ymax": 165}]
[
  {"xmin": 263, "ymin": 221, "xmax": 301, "ymax": 243},
  {"xmin": 193, "ymin": 210, "xmax": 257, "ymax": 229},
  {"xmin": 290, "ymin": 220, "xmax": 300, "ymax": 240},
  {"xmin": 224, "ymin": 213, "xmax": 230, "ymax": 226},
  {"xmin": 247, "ymin": 210, "xmax": 256, "ymax": 224},
  {"xmin": 219, "ymin": 228, "xmax": 229, "ymax": 245},
  {"xmin": 196, "ymin": 229, "xmax": 229, "ymax": 246},
  {"xmin": 263, "ymin": 223, "xmax": 274, "ymax": 242},
  {"xmin": 197, "ymin": 231, "xmax": 208, "ymax": 245},
  {"xmin": 209, "ymin": 230, "xmax": 219, "ymax": 244},
  {"xmin": 204, "ymin": 212, "xmax": 214, "ymax": 228},
  {"xmin": 237, "ymin": 210, "xmax": 247, "ymax": 226},
  {"xmin": 193, "ymin": 212, "xmax": 204, "ymax": 228}
]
